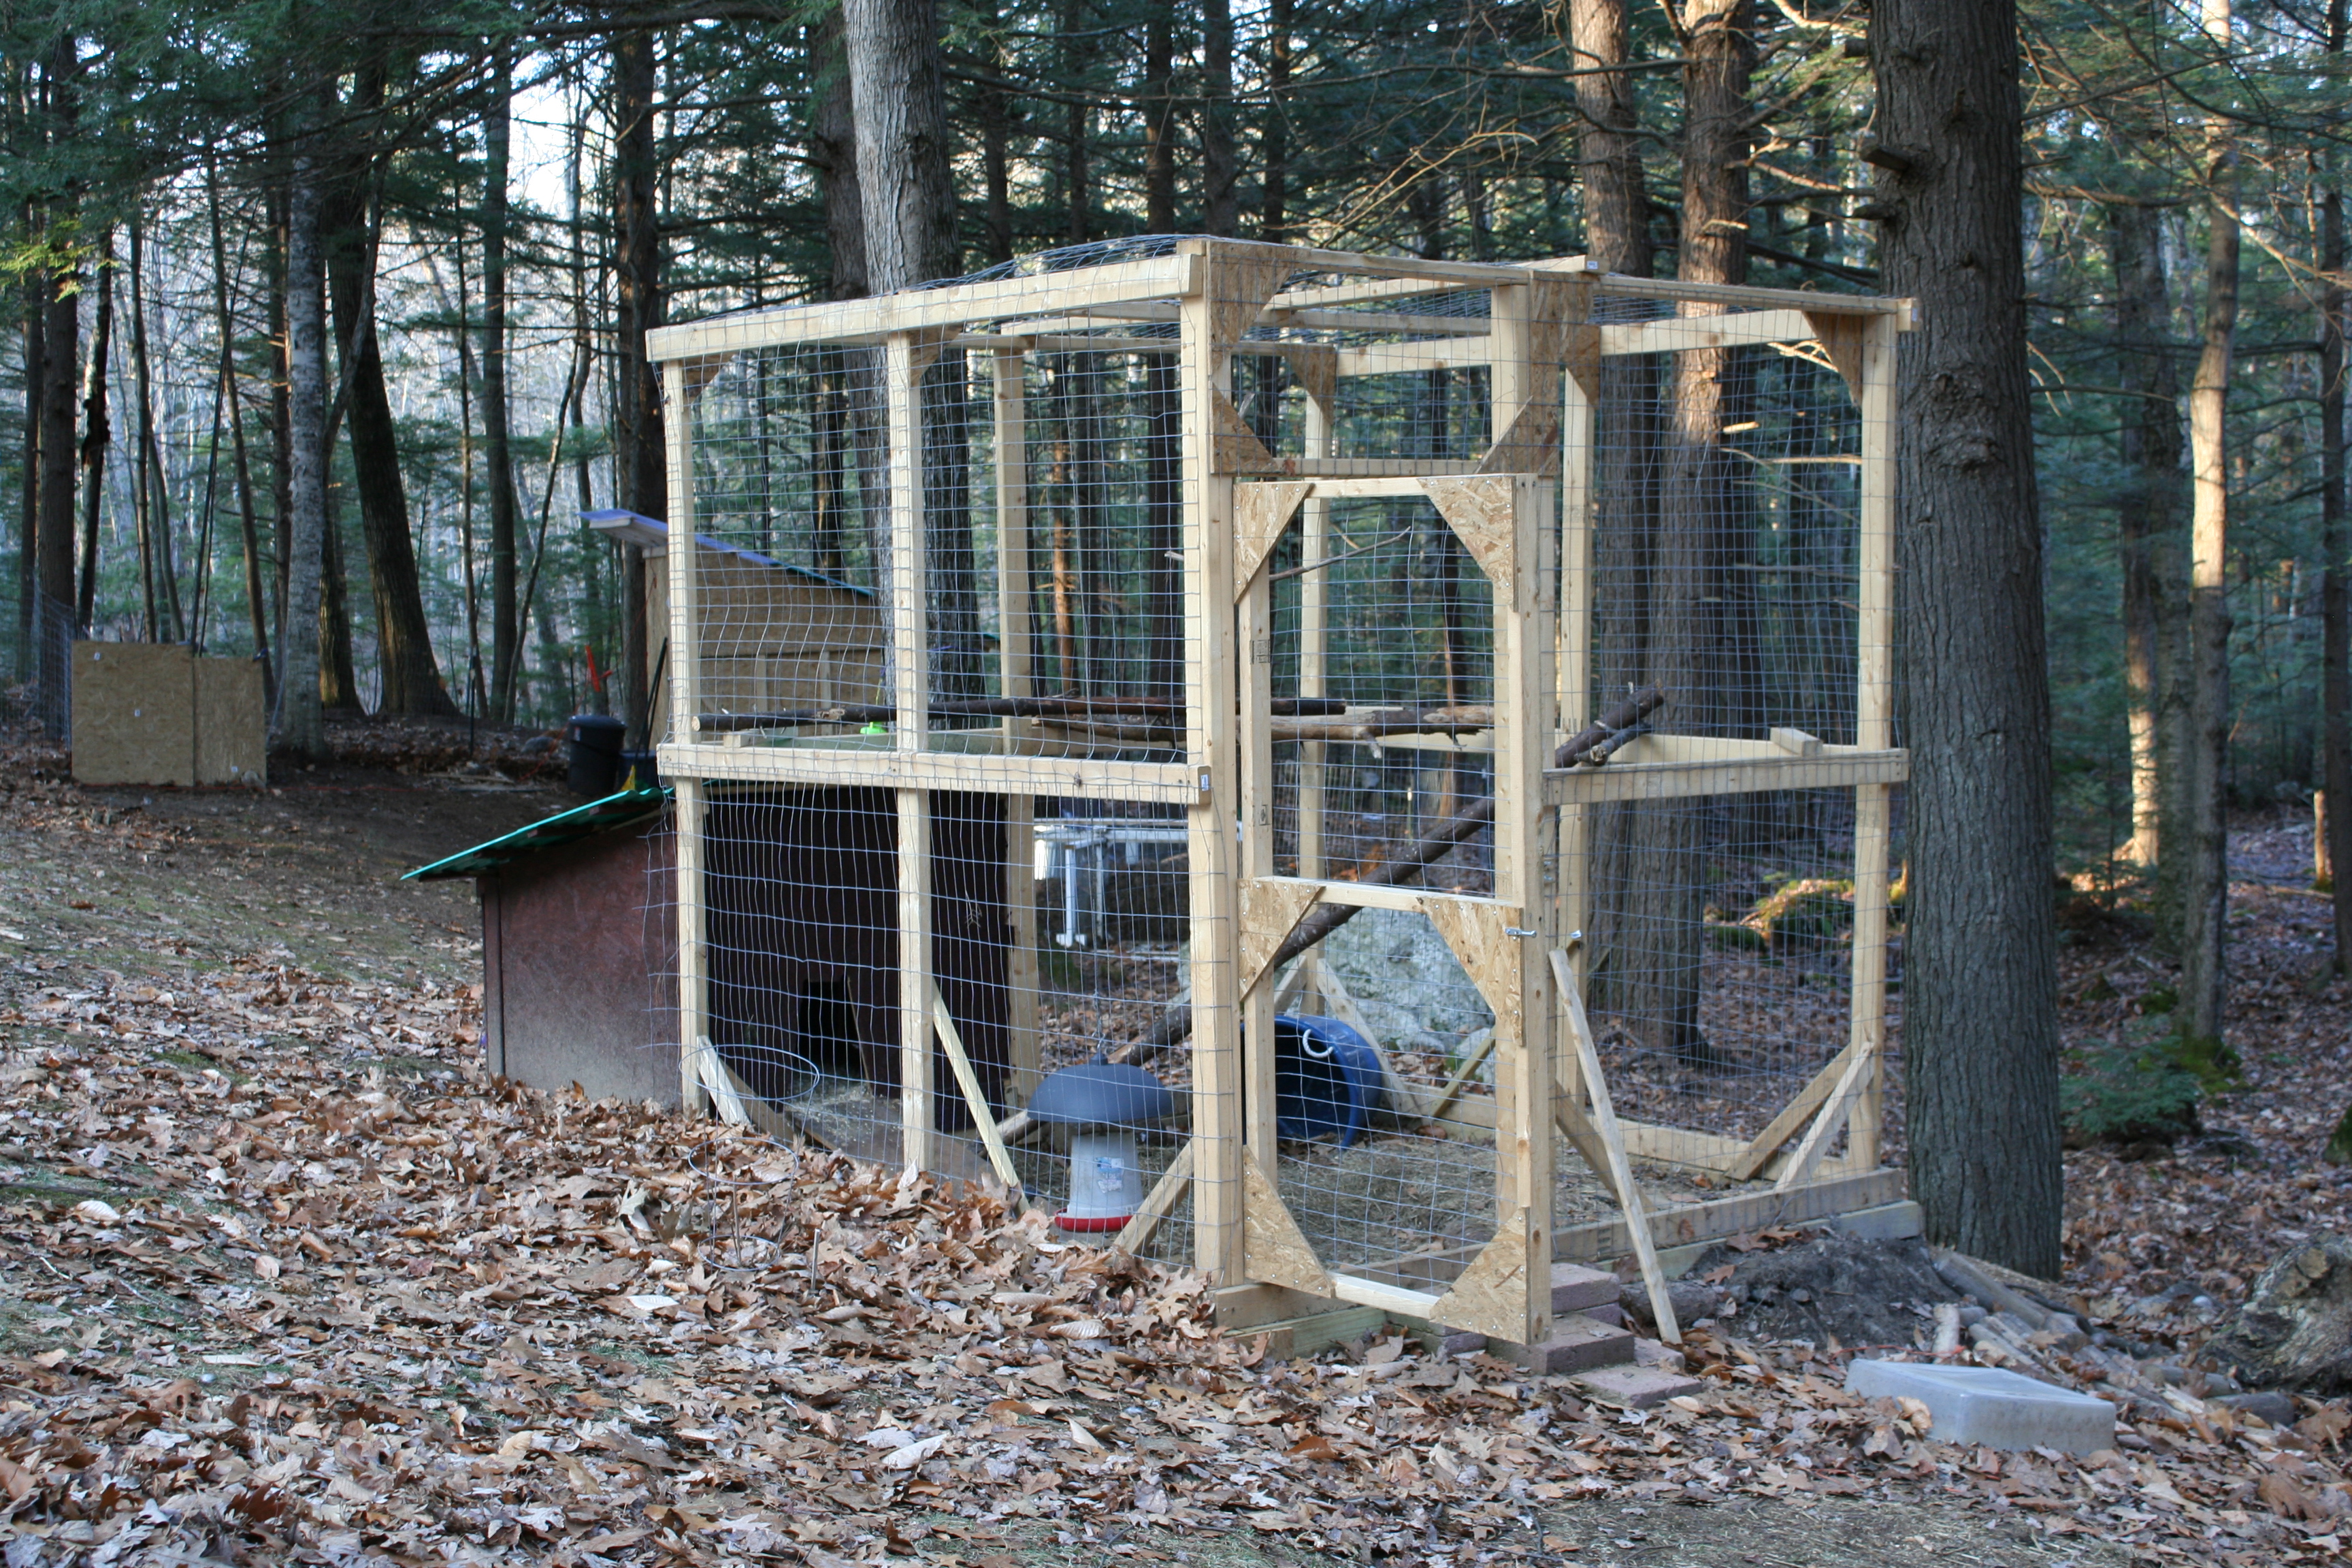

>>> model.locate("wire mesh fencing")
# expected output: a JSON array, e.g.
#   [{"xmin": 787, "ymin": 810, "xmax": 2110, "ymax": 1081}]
[{"xmin": 651, "ymin": 238, "xmax": 1906, "ymax": 1341}]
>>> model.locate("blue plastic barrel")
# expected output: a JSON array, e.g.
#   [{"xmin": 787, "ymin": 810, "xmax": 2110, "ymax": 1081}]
[{"xmin": 1273, "ymin": 1013, "xmax": 1388, "ymax": 1147}]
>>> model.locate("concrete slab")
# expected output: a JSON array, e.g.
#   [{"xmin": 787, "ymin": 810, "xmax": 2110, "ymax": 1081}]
[
  {"xmin": 1846, "ymin": 1358, "xmax": 2115, "ymax": 1454},
  {"xmin": 1572, "ymin": 1364, "xmax": 1704, "ymax": 1409},
  {"xmin": 1490, "ymin": 1312, "xmax": 1633, "ymax": 1375},
  {"xmin": 1551, "ymin": 1262, "xmax": 1622, "ymax": 1313}
]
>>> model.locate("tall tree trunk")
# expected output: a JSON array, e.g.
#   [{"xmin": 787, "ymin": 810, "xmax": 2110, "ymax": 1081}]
[
  {"xmin": 1572, "ymin": 0, "xmax": 1659, "ymax": 1016},
  {"xmin": 1202, "ymin": 0, "xmax": 1237, "ymax": 235},
  {"xmin": 75, "ymin": 228, "xmax": 112, "ymax": 631},
  {"xmin": 17, "ymin": 257, "xmax": 42, "ymax": 678},
  {"xmin": 1622, "ymin": 0, "xmax": 1753, "ymax": 1068},
  {"xmin": 1144, "ymin": 7, "xmax": 1177, "ymax": 234},
  {"xmin": 1876, "ymin": 0, "xmax": 2061, "ymax": 1277},
  {"xmin": 811, "ymin": 12, "xmax": 869, "ymax": 300},
  {"xmin": 612, "ymin": 25, "xmax": 663, "ymax": 740},
  {"xmin": 2323, "ymin": 0, "xmax": 2352, "ymax": 970},
  {"xmin": 2181, "ymin": 0, "xmax": 2238, "ymax": 1049},
  {"xmin": 324, "ymin": 76, "xmax": 455, "ymax": 717},
  {"xmin": 969, "ymin": 0, "xmax": 1014, "ymax": 263},
  {"xmin": 36, "ymin": 249, "xmax": 78, "ymax": 712},
  {"xmin": 1262, "ymin": 0, "xmax": 1292, "ymax": 242},
  {"xmin": 843, "ymin": 0, "xmax": 960, "ymax": 291},
  {"xmin": 1060, "ymin": 0, "xmax": 1089, "ymax": 244},
  {"xmin": 129, "ymin": 216, "xmax": 185, "ymax": 642},
  {"xmin": 33, "ymin": 35, "xmax": 80, "ymax": 730},
  {"xmin": 268, "ymin": 179, "xmax": 293, "ymax": 643},
  {"xmin": 207, "ymin": 159, "xmax": 272, "ymax": 696},
  {"xmin": 2108, "ymin": 202, "xmax": 2187, "ymax": 912},
  {"xmin": 276, "ymin": 149, "xmax": 329, "ymax": 760},
  {"xmin": 483, "ymin": 48, "xmax": 521, "ymax": 722},
  {"xmin": 318, "ymin": 490, "xmax": 359, "ymax": 710}
]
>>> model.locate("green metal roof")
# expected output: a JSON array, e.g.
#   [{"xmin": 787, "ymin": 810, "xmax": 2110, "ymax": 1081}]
[{"xmin": 402, "ymin": 785, "xmax": 670, "ymax": 882}]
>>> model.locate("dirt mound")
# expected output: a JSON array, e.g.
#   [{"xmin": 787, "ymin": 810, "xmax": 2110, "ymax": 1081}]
[{"xmin": 1663, "ymin": 1230, "xmax": 1961, "ymax": 1351}]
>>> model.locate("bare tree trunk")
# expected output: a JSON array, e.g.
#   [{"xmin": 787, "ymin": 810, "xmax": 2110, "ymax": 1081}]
[
  {"xmin": 1622, "ymin": 0, "xmax": 1752, "ymax": 1069},
  {"xmin": 317, "ymin": 492, "xmax": 360, "ymax": 711},
  {"xmin": 1572, "ymin": 0, "xmax": 1658, "ymax": 1015},
  {"xmin": 324, "ymin": 71, "xmax": 455, "ymax": 717},
  {"xmin": 483, "ymin": 47, "xmax": 521, "ymax": 721},
  {"xmin": 1262, "ymin": 0, "xmax": 1292, "ymax": 242},
  {"xmin": 33, "ymin": 36, "xmax": 81, "ymax": 729},
  {"xmin": 2108, "ymin": 202, "xmax": 2184, "ymax": 898},
  {"xmin": 2181, "ymin": 0, "xmax": 2238, "ymax": 1050},
  {"xmin": 17, "ymin": 253, "xmax": 41, "ymax": 678},
  {"xmin": 612, "ymin": 26, "xmax": 663, "ymax": 741},
  {"xmin": 130, "ymin": 217, "xmax": 185, "ymax": 643},
  {"xmin": 811, "ymin": 11, "xmax": 870, "ymax": 301},
  {"xmin": 1876, "ymin": 0, "xmax": 2061, "ymax": 1277},
  {"xmin": 843, "ymin": 0, "xmax": 960, "ymax": 291},
  {"xmin": 966, "ymin": 0, "xmax": 1014, "ymax": 264},
  {"xmin": 1060, "ymin": 0, "xmax": 1089, "ymax": 244},
  {"xmin": 276, "ymin": 148, "xmax": 329, "ymax": 760},
  {"xmin": 75, "ymin": 227, "xmax": 112, "ymax": 632},
  {"xmin": 2323, "ymin": 0, "xmax": 2352, "ymax": 971},
  {"xmin": 1203, "ymin": 0, "xmax": 1237, "ymax": 236},
  {"xmin": 206, "ymin": 159, "xmax": 271, "ymax": 697}
]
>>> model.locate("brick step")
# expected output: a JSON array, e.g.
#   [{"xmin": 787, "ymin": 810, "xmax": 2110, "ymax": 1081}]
[{"xmin": 1487, "ymin": 1311, "xmax": 1636, "ymax": 1375}]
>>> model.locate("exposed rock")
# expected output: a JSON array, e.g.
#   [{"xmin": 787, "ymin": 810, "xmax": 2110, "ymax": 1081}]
[
  {"xmin": 1318, "ymin": 906, "xmax": 1492, "ymax": 1056},
  {"xmin": 2200, "ymin": 1235, "xmax": 2352, "ymax": 1394}
]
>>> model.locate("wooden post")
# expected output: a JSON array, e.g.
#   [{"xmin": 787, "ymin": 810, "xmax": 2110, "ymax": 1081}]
[
  {"xmin": 1296, "ymin": 387, "xmax": 1334, "ymax": 887},
  {"xmin": 1240, "ymin": 545, "xmax": 1281, "ymax": 1164},
  {"xmin": 992, "ymin": 348, "xmax": 1041, "ymax": 1106},
  {"xmin": 1846, "ymin": 313, "xmax": 1898, "ymax": 1169},
  {"xmin": 885, "ymin": 331, "xmax": 936, "ymax": 1175},
  {"xmin": 662, "ymin": 359, "xmax": 711, "ymax": 1117},
  {"xmin": 1555, "ymin": 365, "xmax": 1596, "ymax": 1103},
  {"xmin": 1181, "ymin": 245, "xmax": 1245, "ymax": 1284}
]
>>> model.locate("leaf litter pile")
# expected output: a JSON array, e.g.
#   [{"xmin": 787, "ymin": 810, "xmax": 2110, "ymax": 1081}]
[{"xmin": 0, "ymin": 735, "xmax": 2339, "ymax": 1565}]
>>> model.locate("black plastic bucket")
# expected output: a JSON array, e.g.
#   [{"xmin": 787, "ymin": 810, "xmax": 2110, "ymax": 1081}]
[
  {"xmin": 566, "ymin": 714, "xmax": 628, "ymax": 796},
  {"xmin": 619, "ymin": 748, "xmax": 661, "ymax": 792}
]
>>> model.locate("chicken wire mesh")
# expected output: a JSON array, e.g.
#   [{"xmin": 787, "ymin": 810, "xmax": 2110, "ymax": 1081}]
[{"xmin": 649, "ymin": 238, "xmax": 1901, "ymax": 1320}]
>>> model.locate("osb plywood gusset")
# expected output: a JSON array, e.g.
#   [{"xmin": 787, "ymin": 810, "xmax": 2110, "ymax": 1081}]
[
  {"xmin": 1805, "ymin": 310, "xmax": 1868, "ymax": 399},
  {"xmin": 1419, "ymin": 895, "xmax": 1523, "ymax": 1042},
  {"xmin": 1233, "ymin": 482, "xmax": 1312, "ymax": 600},
  {"xmin": 1478, "ymin": 399, "xmax": 1564, "ymax": 479},
  {"xmin": 1209, "ymin": 255, "xmax": 1295, "ymax": 365},
  {"xmin": 1533, "ymin": 273, "xmax": 1600, "ymax": 400},
  {"xmin": 1243, "ymin": 1153, "xmax": 1335, "ymax": 1296},
  {"xmin": 1213, "ymin": 388, "xmax": 1289, "ymax": 476},
  {"xmin": 1418, "ymin": 475, "xmax": 1521, "ymax": 604},
  {"xmin": 1292, "ymin": 345, "xmax": 1339, "ymax": 411},
  {"xmin": 1240, "ymin": 876, "xmax": 1322, "ymax": 998},
  {"xmin": 1430, "ymin": 1209, "xmax": 1535, "ymax": 1343}
]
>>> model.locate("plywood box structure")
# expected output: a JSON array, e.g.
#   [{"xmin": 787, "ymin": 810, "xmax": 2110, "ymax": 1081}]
[
  {"xmin": 72, "ymin": 642, "xmax": 266, "ymax": 788},
  {"xmin": 584, "ymin": 510, "xmax": 885, "ymax": 743},
  {"xmin": 647, "ymin": 237, "xmax": 1910, "ymax": 1353}
]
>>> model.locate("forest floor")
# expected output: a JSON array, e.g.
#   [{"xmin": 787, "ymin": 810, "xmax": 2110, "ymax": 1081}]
[{"xmin": 0, "ymin": 717, "xmax": 2333, "ymax": 1565}]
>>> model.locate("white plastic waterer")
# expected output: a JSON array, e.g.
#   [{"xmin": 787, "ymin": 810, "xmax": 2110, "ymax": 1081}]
[
  {"xmin": 1021, "ymin": 1060, "xmax": 1177, "ymax": 1236},
  {"xmin": 1060, "ymin": 1128, "xmax": 1139, "ymax": 1232}
]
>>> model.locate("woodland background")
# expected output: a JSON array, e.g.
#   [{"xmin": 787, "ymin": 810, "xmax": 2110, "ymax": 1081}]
[
  {"xmin": 1, "ymin": 0, "xmax": 2341, "ymax": 1273},
  {"xmin": 0, "ymin": 0, "xmax": 2321, "ymax": 835}
]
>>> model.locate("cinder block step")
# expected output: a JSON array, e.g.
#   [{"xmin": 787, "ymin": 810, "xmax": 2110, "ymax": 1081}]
[
  {"xmin": 1846, "ymin": 1359, "xmax": 2114, "ymax": 1455},
  {"xmin": 1489, "ymin": 1312, "xmax": 1635, "ymax": 1375},
  {"xmin": 1571, "ymin": 1363, "xmax": 1705, "ymax": 1409},
  {"xmin": 1551, "ymin": 1262, "xmax": 1622, "ymax": 1315}
]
